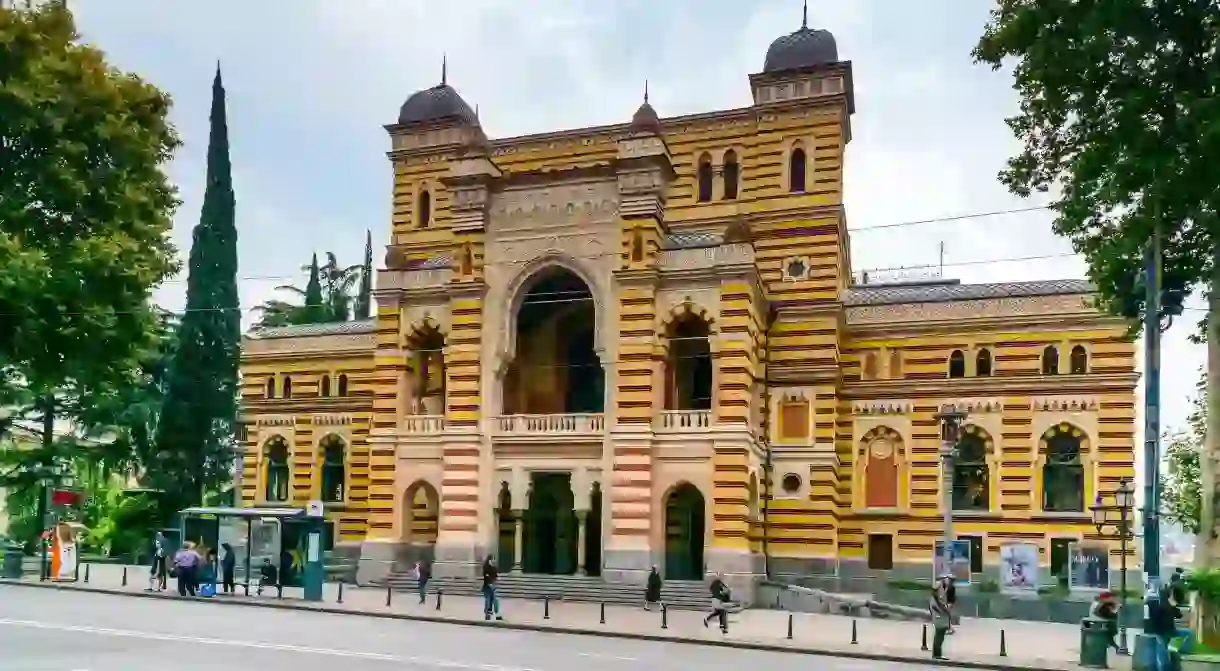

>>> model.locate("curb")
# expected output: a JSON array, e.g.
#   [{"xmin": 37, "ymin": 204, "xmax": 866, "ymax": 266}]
[{"xmin": 0, "ymin": 580, "xmax": 1073, "ymax": 671}]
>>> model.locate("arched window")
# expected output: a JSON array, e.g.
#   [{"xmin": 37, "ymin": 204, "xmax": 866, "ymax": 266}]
[
  {"xmin": 319, "ymin": 435, "xmax": 346, "ymax": 503},
  {"xmin": 282, "ymin": 376, "xmax": 293, "ymax": 399},
  {"xmin": 722, "ymin": 150, "xmax": 739, "ymax": 200},
  {"xmin": 861, "ymin": 353, "xmax": 877, "ymax": 380},
  {"xmin": 1069, "ymin": 345, "xmax": 1088, "ymax": 374},
  {"xmin": 789, "ymin": 146, "xmax": 807, "ymax": 193},
  {"xmin": 1042, "ymin": 345, "xmax": 1059, "ymax": 375},
  {"xmin": 976, "ymin": 349, "xmax": 993, "ymax": 377},
  {"xmin": 319, "ymin": 375, "xmax": 331, "ymax": 397},
  {"xmin": 889, "ymin": 351, "xmax": 902, "ymax": 379},
  {"xmin": 952, "ymin": 427, "xmax": 990, "ymax": 511},
  {"xmin": 265, "ymin": 376, "xmax": 276, "ymax": 399},
  {"xmin": 337, "ymin": 374, "xmax": 348, "ymax": 396},
  {"xmin": 419, "ymin": 190, "xmax": 432, "ymax": 228},
  {"xmin": 263, "ymin": 437, "xmax": 290, "ymax": 502},
  {"xmin": 948, "ymin": 350, "xmax": 966, "ymax": 378},
  {"xmin": 1042, "ymin": 424, "xmax": 1085, "ymax": 512},
  {"xmin": 696, "ymin": 154, "xmax": 713, "ymax": 202},
  {"xmin": 630, "ymin": 230, "xmax": 644, "ymax": 263},
  {"xmin": 665, "ymin": 313, "xmax": 713, "ymax": 411}
]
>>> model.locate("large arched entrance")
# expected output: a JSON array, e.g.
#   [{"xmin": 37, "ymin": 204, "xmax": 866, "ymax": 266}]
[
  {"xmin": 401, "ymin": 480, "xmax": 439, "ymax": 564},
  {"xmin": 524, "ymin": 473, "xmax": 578, "ymax": 574},
  {"xmin": 503, "ymin": 266, "xmax": 603, "ymax": 415},
  {"xmin": 664, "ymin": 483, "xmax": 706, "ymax": 580}
]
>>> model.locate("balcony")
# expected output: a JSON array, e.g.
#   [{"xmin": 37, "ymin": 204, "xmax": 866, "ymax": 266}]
[
  {"xmin": 494, "ymin": 413, "xmax": 605, "ymax": 436},
  {"xmin": 655, "ymin": 410, "xmax": 713, "ymax": 431},
  {"xmin": 402, "ymin": 415, "xmax": 445, "ymax": 434}
]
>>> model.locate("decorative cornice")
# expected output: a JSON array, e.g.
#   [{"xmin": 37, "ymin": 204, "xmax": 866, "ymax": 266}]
[
  {"xmin": 851, "ymin": 400, "xmax": 910, "ymax": 416},
  {"xmin": 841, "ymin": 373, "xmax": 1139, "ymax": 399},
  {"xmin": 1031, "ymin": 396, "xmax": 1100, "ymax": 412}
]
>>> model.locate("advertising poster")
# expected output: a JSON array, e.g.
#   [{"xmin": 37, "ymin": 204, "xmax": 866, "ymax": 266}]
[
  {"xmin": 998, "ymin": 542, "xmax": 1039, "ymax": 592},
  {"xmin": 933, "ymin": 540, "xmax": 972, "ymax": 586},
  {"xmin": 1069, "ymin": 543, "xmax": 1111, "ymax": 590}
]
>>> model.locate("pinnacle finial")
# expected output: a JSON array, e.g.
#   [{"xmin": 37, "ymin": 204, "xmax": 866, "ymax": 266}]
[
  {"xmin": 441, "ymin": 53, "xmax": 447, "ymax": 85},
  {"xmin": 802, "ymin": 0, "xmax": 808, "ymax": 28},
  {"xmin": 644, "ymin": 79, "xmax": 650, "ymax": 104}
]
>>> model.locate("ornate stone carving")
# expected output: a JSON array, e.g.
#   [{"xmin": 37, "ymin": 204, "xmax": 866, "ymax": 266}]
[
  {"xmin": 846, "ymin": 294, "xmax": 1094, "ymax": 325},
  {"xmin": 379, "ymin": 268, "xmax": 453, "ymax": 291},
  {"xmin": 1031, "ymin": 396, "xmax": 1099, "ymax": 412},
  {"xmin": 489, "ymin": 186, "xmax": 618, "ymax": 231},
  {"xmin": 954, "ymin": 398, "xmax": 1004, "ymax": 414},
  {"xmin": 851, "ymin": 401, "xmax": 910, "ymax": 416},
  {"xmin": 254, "ymin": 416, "xmax": 295, "ymax": 427},
  {"xmin": 658, "ymin": 243, "xmax": 755, "ymax": 271},
  {"xmin": 312, "ymin": 414, "xmax": 353, "ymax": 427},
  {"xmin": 655, "ymin": 288, "xmax": 719, "ymax": 327},
  {"xmin": 488, "ymin": 234, "xmax": 608, "ymax": 265}
]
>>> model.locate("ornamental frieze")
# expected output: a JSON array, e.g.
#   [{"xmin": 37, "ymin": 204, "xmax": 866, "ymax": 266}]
[
  {"xmin": 846, "ymin": 295, "xmax": 1093, "ymax": 325},
  {"xmin": 851, "ymin": 401, "xmax": 910, "ymax": 416},
  {"xmin": 1031, "ymin": 396, "xmax": 1099, "ymax": 412}
]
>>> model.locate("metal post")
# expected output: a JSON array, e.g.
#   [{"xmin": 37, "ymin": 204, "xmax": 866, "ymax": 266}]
[
  {"xmin": 935, "ymin": 407, "xmax": 967, "ymax": 577},
  {"xmin": 1118, "ymin": 496, "xmax": 1130, "ymax": 655},
  {"xmin": 36, "ymin": 481, "xmax": 48, "ymax": 581},
  {"xmin": 1142, "ymin": 233, "xmax": 1162, "ymax": 586}
]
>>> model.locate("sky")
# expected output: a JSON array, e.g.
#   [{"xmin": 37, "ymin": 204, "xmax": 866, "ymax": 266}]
[{"xmin": 68, "ymin": 0, "xmax": 1207, "ymax": 475}]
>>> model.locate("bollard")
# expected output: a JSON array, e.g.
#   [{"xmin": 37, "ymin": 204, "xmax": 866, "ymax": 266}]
[
  {"xmin": 277, "ymin": 583, "xmax": 283, "ymax": 599},
  {"xmin": 600, "ymin": 602, "xmax": 606, "ymax": 625},
  {"xmin": 337, "ymin": 580, "xmax": 344, "ymax": 604},
  {"xmin": 920, "ymin": 623, "xmax": 928, "ymax": 651},
  {"xmin": 850, "ymin": 619, "xmax": 858, "ymax": 645},
  {"xmin": 243, "ymin": 581, "xmax": 250, "ymax": 596},
  {"xmin": 121, "ymin": 566, "xmax": 127, "ymax": 587},
  {"xmin": 436, "ymin": 589, "xmax": 443, "ymax": 610},
  {"xmin": 999, "ymin": 629, "xmax": 1007, "ymax": 657},
  {"xmin": 83, "ymin": 563, "xmax": 90, "ymax": 583},
  {"xmin": 385, "ymin": 584, "xmax": 392, "ymax": 607},
  {"xmin": 544, "ymin": 597, "xmax": 550, "ymax": 620},
  {"xmin": 661, "ymin": 604, "xmax": 668, "ymax": 630},
  {"xmin": 786, "ymin": 612, "xmax": 793, "ymax": 640}
]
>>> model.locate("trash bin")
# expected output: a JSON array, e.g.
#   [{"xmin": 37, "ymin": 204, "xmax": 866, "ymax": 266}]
[
  {"xmin": 2, "ymin": 543, "xmax": 25, "ymax": 579},
  {"xmin": 1079, "ymin": 617, "xmax": 1111, "ymax": 669}
]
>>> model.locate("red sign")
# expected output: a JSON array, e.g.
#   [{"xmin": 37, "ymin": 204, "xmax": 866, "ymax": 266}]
[{"xmin": 50, "ymin": 489, "xmax": 83, "ymax": 507}]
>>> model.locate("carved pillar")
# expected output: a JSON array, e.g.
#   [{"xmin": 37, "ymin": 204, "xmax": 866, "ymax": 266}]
[
  {"xmin": 576, "ymin": 511, "xmax": 588, "ymax": 576},
  {"xmin": 512, "ymin": 510, "xmax": 524, "ymax": 573}
]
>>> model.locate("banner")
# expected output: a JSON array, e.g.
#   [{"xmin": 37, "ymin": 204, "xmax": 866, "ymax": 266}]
[
  {"xmin": 1069, "ymin": 543, "xmax": 1111, "ymax": 590},
  {"xmin": 998, "ymin": 542, "xmax": 1039, "ymax": 592},
  {"xmin": 933, "ymin": 540, "xmax": 972, "ymax": 586}
]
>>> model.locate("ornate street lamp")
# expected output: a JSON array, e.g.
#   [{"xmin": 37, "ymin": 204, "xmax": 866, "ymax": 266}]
[
  {"xmin": 1090, "ymin": 478, "xmax": 1135, "ymax": 655},
  {"xmin": 935, "ymin": 405, "xmax": 968, "ymax": 577}
]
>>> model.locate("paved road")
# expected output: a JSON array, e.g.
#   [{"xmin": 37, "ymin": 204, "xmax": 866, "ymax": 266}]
[{"xmin": 0, "ymin": 586, "xmax": 948, "ymax": 671}]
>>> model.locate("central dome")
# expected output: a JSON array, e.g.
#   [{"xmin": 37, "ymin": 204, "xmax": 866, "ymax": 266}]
[
  {"xmin": 397, "ymin": 83, "xmax": 477, "ymax": 126},
  {"xmin": 763, "ymin": 22, "xmax": 838, "ymax": 73}
]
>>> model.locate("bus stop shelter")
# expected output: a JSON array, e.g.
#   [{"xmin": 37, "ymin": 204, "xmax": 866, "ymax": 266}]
[{"xmin": 178, "ymin": 506, "xmax": 326, "ymax": 601}]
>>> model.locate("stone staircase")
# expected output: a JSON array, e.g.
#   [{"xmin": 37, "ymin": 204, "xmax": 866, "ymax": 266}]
[{"xmin": 383, "ymin": 572, "xmax": 712, "ymax": 610}]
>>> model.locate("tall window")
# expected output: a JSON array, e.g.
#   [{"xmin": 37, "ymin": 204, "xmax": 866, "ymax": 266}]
[
  {"xmin": 862, "ymin": 353, "xmax": 877, "ymax": 380},
  {"xmin": 418, "ymin": 190, "xmax": 432, "ymax": 228},
  {"xmin": 282, "ymin": 376, "xmax": 293, "ymax": 399},
  {"xmin": 265, "ymin": 376, "xmax": 276, "ymax": 399},
  {"xmin": 867, "ymin": 534, "xmax": 894, "ymax": 570},
  {"xmin": 889, "ymin": 350, "xmax": 902, "ymax": 379},
  {"xmin": 789, "ymin": 146, "xmax": 807, "ymax": 193},
  {"xmin": 696, "ymin": 154, "xmax": 713, "ymax": 202},
  {"xmin": 1069, "ymin": 345, "xmax": 1088, "ymax": 374},
  {"xmin": 1042, "ymin": 425, "xmax": 1085, "ymax": 512},
  {"xmin": 337, "ymin": 374, "xmax": 349, "ymax": 396},
  {"xmin": 722, "ymin": 150, "xmax": 739, "ymax": 200},
  {"xmin": 948, "ymin": 350, "xmax": 966, "ymax": 378},
  {"xmin": 263, "ymin": 437, "xmax": 290, "ymax": 502},
  {"xmin": 319, "ymin": 435, "xmax": 346, "ymax": 503},
  {"xmin": 1042, "ymin": 345, "xmax": 1059, "ymax": 375},
  {"xmin": 319, "ymin": 375, "xmax": 331, "ymax": 397},
  {"xmin": 952, "ymin": 428, "xmax": 990, "ymax": 511},
  {"xmin": 976, "ymin": 349, "xmax": 993, "ymax": 377}
]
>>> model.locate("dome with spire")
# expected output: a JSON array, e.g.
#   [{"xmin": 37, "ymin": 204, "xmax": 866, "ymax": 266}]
[
  {"xmin": 763, "ymin": 3, "xmax": 839, "ymax": 73},
  {"xmin": 396, "ymin": 57, "xmax": 478, "ymax": 126},
  {"xmin": 629, "ymin": 82, "xmax": 661, "ymax": 134}
]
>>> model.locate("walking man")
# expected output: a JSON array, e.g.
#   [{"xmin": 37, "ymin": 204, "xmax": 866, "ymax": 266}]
[
  {"xmin": 702, "ymin": 572, "xmax": 731, "ymax": 634},
  {"xmin": 482, "ymin": 555, "xmax": 502, "ymax": 621},
  {"xmin": 644, "ymin": 566, "xmax": 662, "ymax": 611},
  {"xmin": 929, "ymin": 574, "xmax": 952, "ymax": 661},
  {"xmin": 415, "ymin": 559, "xmax": 430, "ymax": 605}
]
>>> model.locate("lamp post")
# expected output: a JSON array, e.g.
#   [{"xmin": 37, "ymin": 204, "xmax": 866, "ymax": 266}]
[
  {"xmin": 1090, "ymin": 478, "xmax": 1135, "ymax": 655},
  {"xmin": 935, "ymin": 405, "xmax": 968, "ymax": 577}
]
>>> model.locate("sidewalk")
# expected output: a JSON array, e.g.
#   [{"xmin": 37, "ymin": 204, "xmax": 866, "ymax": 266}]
[{"xmin": 1, "ymin": 563, "xmax": 1129, "ymax": 671}]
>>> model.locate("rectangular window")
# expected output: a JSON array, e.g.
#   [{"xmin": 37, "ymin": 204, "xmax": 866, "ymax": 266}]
[
  {"xmin": 959, "ymin": 535, "xmax": 984, "ymax": 574},
  {"xmin": 867, "ymin": 534, "xmax": 894, "ymax": 570},
  {"xmin": 1050, "ymin": 538, "xmax": 1073, "ymax": 579},
  {"xmin": 779, "ymin": 401, "xmax": 810, "ymax": 441}
]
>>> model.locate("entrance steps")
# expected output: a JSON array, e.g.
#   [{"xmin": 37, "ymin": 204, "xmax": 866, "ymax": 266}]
[{"xmin": 383, "ymin": 572, "xmax": 712, "ymax": 611}]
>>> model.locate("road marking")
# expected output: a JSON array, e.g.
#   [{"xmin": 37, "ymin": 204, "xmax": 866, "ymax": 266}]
[
  {"xmin": 577, "ymin": 653, "xmax": 638, "ymax": 662},
  {"xmin": 0, "ymin": 618, "xmax": 538, "ymax": 671}
]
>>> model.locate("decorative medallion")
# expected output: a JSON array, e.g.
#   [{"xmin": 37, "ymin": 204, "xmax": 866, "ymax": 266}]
[{"xmin": 869, "ymin": 438, "xmax": 894, "ymax": 460}]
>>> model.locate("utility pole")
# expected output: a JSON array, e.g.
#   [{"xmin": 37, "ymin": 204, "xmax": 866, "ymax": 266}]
[
  {"xmin": 936, "ymin": 405, "xmax": 968, "ymax": 577},
  {"xmin": 1142, "ymin": 231, "xmax": 1162, "ymax": 586}
]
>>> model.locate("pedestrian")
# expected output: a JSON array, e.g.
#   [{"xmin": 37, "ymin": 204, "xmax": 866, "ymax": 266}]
[
  {"xmin": 149, "ymin": 532, "xmax": 168, "ymax": 592},
  {"xmin": 929, "ymin": 574, "xmax": 952, "ymax": 661},
  {"xmin": 172, "ymin": 542, "xmax": 201, "ymax": 597},
  {"xmin": 1149, "ymin": 584, "xmax": 1182, "ymax": 671},
  {"xmin": 415, "ymin": 559, "xmax": 430, "ymax": 604},
  {"xmin": 1170, "ymin": 568, "xmax": 1188, "ymax": 607},
  {"xmin": 702, "ymin": 572, "xmax": 730, "ymax": 634},
  {"xmin": 944, "ymin": 575, "xmax": 957, "ymax": 634},
  {"xmin": 220, "ymin": 543, "xmax": 236, "ymax": 594},
  {"xmin": 482, "ymin": 555, "xmax": 503, "ymax": 621},
  {"xmin": 644, "ymin": 565, "xmax": 662, "ymax": 611},
  {"xmin": 257, "ymin": 558, "xmax": 278, "ymax": 596},
  {"xmin": 1090, "ymin": 590, "xmax": 1120, "ymax": 651}
]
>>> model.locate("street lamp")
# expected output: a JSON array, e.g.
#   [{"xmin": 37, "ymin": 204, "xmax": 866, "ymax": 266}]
[
  {"xmin": 935, "ymin": 405, "xmax": 968, "ymax": 577},
  {"xmin": 1091, "ymin": 478, "xmax": 1135, "ymax": 656}
]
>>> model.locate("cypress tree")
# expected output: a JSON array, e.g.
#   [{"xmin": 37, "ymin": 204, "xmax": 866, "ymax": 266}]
[
  {"xmin": 303, "ymin": 252, "xmax": 323, "ymax": 322},
  {"xmin": 355, "ymin": 230, "xmax": 372, "ymax": 320},
  {"xmin": 151, "ymin": 66, "xmax": 241, "ymax": 509}
]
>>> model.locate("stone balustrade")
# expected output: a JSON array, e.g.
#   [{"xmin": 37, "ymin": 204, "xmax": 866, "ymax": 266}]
[
  {"xmin": 657, "ymin": 242, "xmax": 754, "ymax": 271},
  {"xmin": 494, "ymin": 413, "xmax": 605, "ymax": 435},
  {"xmin": 655, "ymin": 409, "xmax": 713, "ymax": 430},
  {"xmin": 402, "ymin": 415, "xmax": 445, "ymax": 433}
]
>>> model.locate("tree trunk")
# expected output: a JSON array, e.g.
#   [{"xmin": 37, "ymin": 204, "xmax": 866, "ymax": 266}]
[{"xmin": 1201, "ymin": 242, "xmax": 1220, "ymax": 567}]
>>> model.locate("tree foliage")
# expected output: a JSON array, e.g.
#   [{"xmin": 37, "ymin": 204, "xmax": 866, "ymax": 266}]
[
  {"xmin": 355, "ymin": 230, "xmax": 373, "ymax": 320},
  {"xmin": 251, "ymin": 251, "xmax": 362, "ymax": 328},
  {"xmin": 973, "ymin": 1, "xmax": 1220, "ymax": 330},
  {"xmin": 1163, "ymin": 370, "xmax": 1206, "ymax": 534}
]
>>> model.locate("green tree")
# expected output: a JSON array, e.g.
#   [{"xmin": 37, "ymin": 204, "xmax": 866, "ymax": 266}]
[
  {"xmin": 151, "ymin": 67, "xmax": 241, "ymax": 512},
  {"xmin": 304, "ymin": 252, "xmax": 325, "ymax": 321},
  {"xmin": 0, "ymin": 1, "xmax": 180, "ymax": 525},
  {"xmin": 355, "ymin": 230, "xmax": 373, "ymax": 320},
  {"xmin": 1163, "ymin": 371, "xmax": 1206, "ymax": 535},
  {"xmin": 251, "ymin": 251, "xmax": 360, "ymax": 327},
  {"xmin": 974, "ymin": 1, "xmax": 1220, "ymax": 556}
]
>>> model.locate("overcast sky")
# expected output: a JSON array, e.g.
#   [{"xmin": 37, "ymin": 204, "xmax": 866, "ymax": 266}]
[{"xmin": 69, "ymin": 0, "xmax": 1207, "ymax": 465}]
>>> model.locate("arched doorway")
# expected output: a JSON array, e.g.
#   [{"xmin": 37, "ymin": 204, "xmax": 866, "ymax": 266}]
[
  {"xmin": 524, "ymin": 473, "xmax": 577, "ymax": 574},
  {"xmin": 503, "ymin": 266, "xmax": 603, "ymax": 415},
  {"xmin": 405, "ymin": 324, "xmax": 446, "ymax": 416},
  {"xmin": 664, "ymin": 483, "xmax": 706, "ymax": 580},
  {"xmin": 401, "ymin": 480, "xmax": 439, "ymax": 564}
]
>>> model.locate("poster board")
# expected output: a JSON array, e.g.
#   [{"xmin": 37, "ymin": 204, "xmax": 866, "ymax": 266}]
[
  {"xmin": 49, "ymin": 521, "xmax": 78, "ymax": 582},
  {"xmin": 1069, "ymin": 543, "xmax": 1111, "ymax": 590},
  {"xmin": 933, "ymin": 539, "xmax": 972, "ymax": 586},
  {"xmin": 998, "ymin": 542, "xmax": 1039, "ymax": 593}
]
